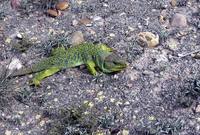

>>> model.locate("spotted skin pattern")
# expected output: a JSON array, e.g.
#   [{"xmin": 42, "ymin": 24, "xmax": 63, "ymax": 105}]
[{"xmin": 11, "ymin": 43, "xmax": 127, "ymax": 86}]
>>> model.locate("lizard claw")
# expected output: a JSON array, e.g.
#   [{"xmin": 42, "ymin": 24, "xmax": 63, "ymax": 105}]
[{"xmin": 29, "ymin": 78, "xmax": 41, "ymax": 87}]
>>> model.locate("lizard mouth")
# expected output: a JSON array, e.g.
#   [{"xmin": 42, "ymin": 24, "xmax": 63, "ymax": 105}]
[{"xmin": 102, "ymin": 53, "xmax": 127, "ymax": 73}]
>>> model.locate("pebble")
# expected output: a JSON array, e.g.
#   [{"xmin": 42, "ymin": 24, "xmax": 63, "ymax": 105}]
[
  {"xmin": 167, "ymin": 38, "xmax": 179, "ymax": 50},
  {"xmin": 46, "ymin": 85, "xmax": 51, "ymax": 90},
  {"xmin": 5, "ymin": 38, "xmax": 11, "ymax": 44},
  {"xmin": 110, "ymin": 98, "xmax": 115, "ymax": 103},
  {"xmin": 128, "ymin": 26, "xmax": 134, "ymax": 31},
  {"xmin": 124, "ymin": 101, "xmax": 130, "ymax": 105},
  {"xmin": 148, "ymin": 115, "xmax": 156, "ymax": 121},
  {"xmin": 127, "ymin": 70, "xmax": 139, "ymax": 81},
  {"xmin": 18, "ymin": 111, "xmax": 24, "ymax": 115},
  {"xmin": 16, "ymin": 33, "xmax": 23, "ymax": 39},
  {"xmin": 87, "ymin": 102, "xmax": 94, "ymax": 108},
  {"xmin": 35, "ymin": 114, "xmax": 41, "ymax": 120},
  {"xmin": 72, "ymin": 20, "xmax": 79, "ymax": 26},
  {"xmin": 97, "ymin": 91, "xmax": 103, "ymax": 96},
  {"xmin": 47, "ymin": 9, "xmax": 61, "ymax": 17},
  {"xmin": 115, "ymin": 101, "xmax": 123, "ymax": 106},
  {"xmin": 109, "ymin": 33, "xmax": 115, "ymax": 37},
  {"xmin": 171, "ymin": 0, "xmax": 177, "ymax": 7},
  {"xmin": 5, "ymin": 130, "xmax": 12, "ymax": 135},
  {"xmin": 54, "ymin": 98, "xmax": 58, "ymax": 102},
  {"xmin": 79, "ymin": 18, "xmax": 92, "ymax": 26},
  {"xmin": 39, "ymin": 120, "xmax": 45, "ymax": 126},
  {"xmin": 56, "ymin": 1, "xmax": 70, "ymax": 11},
  {"xmin": 97, "ymin": 95, "xmax": 105, "ymax": 102},
  {"xmin": 122, "ymin": 129, "xmax": 129, "ymax": 135},
  {"xmin": 171, "ymin": 13, "xmax": 188, "ymax": 28},
  {"xmin": 8, "ymin": 57, "xmax": 23, "ymax": 70},
  {"xmin": 196, "ymin": 105, "xmax": 200, "ymax": 113},
  {"xmin": 137, "ymin": 32, "xmax": 159, "ymax": 48},
  {"xmin": 93, "ymin": 16, "xmax": 104, "ymax": 25},
  {"xmin": 71, "ymin": 31, "xmax": 85, "ymax": 45}
]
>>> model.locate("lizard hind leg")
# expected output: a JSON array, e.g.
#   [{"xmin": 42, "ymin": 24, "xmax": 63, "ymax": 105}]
[
  {"xmin": 30, "ymin": 66, "xmax": 61, "ymax": 86},
  {"xmin": 86, "ymin": 61, "xmax": 98, "ymax": 76}
]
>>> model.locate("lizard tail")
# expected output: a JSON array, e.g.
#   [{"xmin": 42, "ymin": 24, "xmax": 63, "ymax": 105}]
[{"xmin": 10, "ymin": 68, "xmax": 33, "ymax": 77}]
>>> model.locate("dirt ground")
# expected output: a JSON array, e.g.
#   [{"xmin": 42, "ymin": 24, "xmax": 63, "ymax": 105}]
[{"xmin": 0, "ymin": 0, "xmax": 200, "ymax": 135}]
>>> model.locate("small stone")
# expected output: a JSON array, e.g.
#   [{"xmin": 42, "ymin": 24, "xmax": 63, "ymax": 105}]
[
  {"xmin": 148, "ymin": 116, "xmax": 156, "ymax": 121},
  {"xmin": 122, "ymin": 129, "xmax": 129, "ymax": 135},
  {"xmin": 93, "ymin": 16, "xmax": 104, "ymax": 25},
  {"xmin": 79, "ymin": 18, "xmax": 92, "ymax": 26},
  {"xmin": 46, "ymin": 85, "xmax": 51, "ymax": 89},
  {"xmin": 83, "ymin": 100, "xmax": 89, "ymax": 104},
  {"xmin": 56, "ymin": 1, "xmax": 69, "ymax": 10},
  {"xmin": 191, "ymin": 52, "xmax": 200, "ymax": 59},
  {"xmin": 35, "ymin": 114, "xmax": 41, "ymax": 120},
  {"xmin": 128, "ymin": 26, "xmax": 134, "ymax": 31},
  {"xmin": 124, "ymin": 101, "xmax": 130, "ymax": 105},
  {"xmin": 127, "ymin": 70, "xmax": 139, "ymax": 81},
  {"xmin": 196, "ymin": 105, "xmax": 200, "ymax": 113},
  {"xmin": 98, "ymin": 95, "xmax": 105, "ymax": 102},
  {"xmin": 87, "ymin": 102, "xmax": 94, "ymax": 108},
  {"xmin": 72, "ymin": 20, "xmax": 79, "ymax": 26},
  {"xmin": 97, "ymin": 91, "xmax": 103, "ymax": 96},
  {"xmin": 18, "ymin": 132, "xmax": 23, "ymax": 135},
  {"xmin": 39, "ymin": 120, "xmax": 45, "ymax": 126},
  {"xmin": 116, "ymin": 101, "xmax": 122, "ymax": 106},
  {"xmin": 16, "ymin": 33, "xmax": 23, "ymax": 39},
  {"xmin": 77, "ymin": 0, "xmax": 83, "ymax": 5},
  {"xmin": 30, "ymin": 36, "xmax": 38, "ymax": 41},
  {"xmin": 8, "ymin": 57, "xmax": 23, "ymax": 70},
  {"xmin": 110, "ymin": 98, "xmax": 115, "ymax": 103},
  {"xmin": 88, "ymin": 29, "xmax": 96, "ymax": 35},
  {"xmin": 47, "ymin": 9, "xmax": 61, "ymax": 17},
  {"xmin": 137, "ymin": 32, "xmax": 159, "ymax": 48},
  {"xmin": 5, "ymin": 130, "xmax": 12, "ymax": 135},
  {"xmin": 167, "ymin": 38, "xmax": 179, "ymax": 50},
  {"xmin": 171, "ymin": 0, "xmax": 177, "ymax": 6},
  {"xmin": 171, "ymin": 13, "xmax": 187, "ymax": 28},
  {"xmin": 47, "ymin": 92, "xmax": 52, "ymax": 95},
  {"xmin": 71, "ymin": 31, "xmax": 85, "ymax": 45},
  {"xmin": 109, "ymin": 33, "xmax": 115, "ymax": 37},
  {"xmin": 48, "ymin": 28, "xmax": 56, "ymax": 35},
  {"xmin": 5, "ymin": 38, "xmax": 11, "ymax": 44},
  {"xmin": 18, "ymin": 111, "xmax": 23, "ymax": 115},
  {"xmin": 197, "ymin": 117, "xmax": 200, "ymax": 122},
  {"xmin": 93, "ymin": 16, "xmax": 102, "ymax": 21},
  {"xmin": 54, "ymin": 98, "xmax": 58, "ymax": 102},
  {"xmin": 113, "ymin": 75, "xmax": 118, "ymax": 79},
  {"xmin": 21, "ymin": 122, "xmax": 25, "ymax": 126},
  {"xmin": 84, "ymin": 111, "xmax": 90, "ymax": 115}
]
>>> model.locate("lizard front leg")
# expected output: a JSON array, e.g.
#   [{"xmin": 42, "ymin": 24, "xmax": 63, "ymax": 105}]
[
  {"xmin": 30, "ymin": 66, "xmax": 61, "ymax": 86},
  {"xmin": 86, "ymin": 61, "xmax": 97, "ymax": 76}
]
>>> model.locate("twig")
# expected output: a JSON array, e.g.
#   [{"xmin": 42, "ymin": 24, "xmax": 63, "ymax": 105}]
[{"xmin": 178, "ymin": 49, "xmax": 200, "ymax": 58}]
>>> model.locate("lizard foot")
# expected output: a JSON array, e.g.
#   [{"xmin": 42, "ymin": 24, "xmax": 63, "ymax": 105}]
[{"xmin": 29, "ymin": 78, "xmax": 41, "ymax": 87}]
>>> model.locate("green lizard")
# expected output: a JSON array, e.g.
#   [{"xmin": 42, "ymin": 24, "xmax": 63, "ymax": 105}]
[{"xmin": 11, "ymin": 43, "xmax": 127, "ymax": 86}]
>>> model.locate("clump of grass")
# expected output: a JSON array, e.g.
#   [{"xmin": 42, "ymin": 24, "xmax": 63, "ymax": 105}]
[
  {"xmin": 12, "ymin": 36, "xmax": 34, "ymax": 53},
  {"xmin": 38, "ymin": 33, "xmax": 71, "ymax": 55},
  {"xmin": 161, "ymin": 78, "xmax": 200, "ymax": 109},
  {"xmin": 45, "ymin": 105, "xmax": 121, "ymax": 135},
  {"xmin": 176, "ymin": 79, "xmax": 200, "ymax": 108},
  {"xmin": 13, "ymin": 0, "xmax": 59, "ymax": 16},
  {"xmin": 0, "ymin": 65, "xmax": 15, "ymax": 111},
  {"xmin": 135, "ymin": 117, "xmax": 184, "ymax": 135}
]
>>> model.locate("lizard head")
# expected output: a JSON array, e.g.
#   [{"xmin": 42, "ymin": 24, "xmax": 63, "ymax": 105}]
[
  {"xmin": 102, "ymin": 52, "xmax": 127, "ymax": 73},
  {"xmin": 95, "ymin": 51, "xmax": 127, "ymax": 74},
  {"xmin": 99, "ymin": 44, "xmax": 113, "ymax": 52}
]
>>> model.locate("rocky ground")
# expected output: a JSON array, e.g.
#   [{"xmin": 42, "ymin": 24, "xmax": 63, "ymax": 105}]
[{"xmin": 0, "ymin": 0, "xmax": 200, "ymax": 135}]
